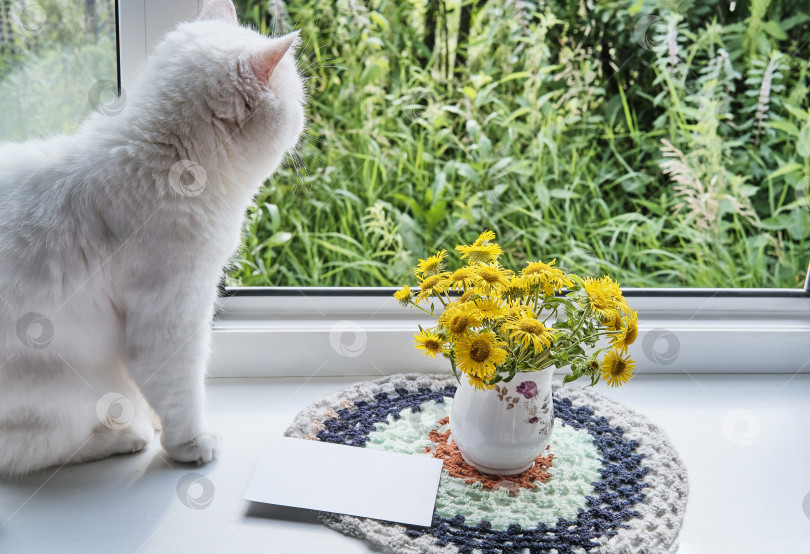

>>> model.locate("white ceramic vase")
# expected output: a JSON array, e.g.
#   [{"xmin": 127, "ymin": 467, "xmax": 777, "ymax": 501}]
[{"xmin": 449, "ymin": 368, "xmax": 554, "ymax": 475}]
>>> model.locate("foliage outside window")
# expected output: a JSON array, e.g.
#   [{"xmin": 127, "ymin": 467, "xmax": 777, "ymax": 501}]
[
  {"xmin": 0, "ymin": 0, "xmax": 117, "ymax": 140},
  {"xmin": 229, "ymin": 0, "xmax": 810, "ymax": 289}
]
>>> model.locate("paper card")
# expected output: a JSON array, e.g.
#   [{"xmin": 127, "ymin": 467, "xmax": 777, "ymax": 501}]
[{"xmin": 244, "ymin": 436, "xmax": 444, "ymax": 527}]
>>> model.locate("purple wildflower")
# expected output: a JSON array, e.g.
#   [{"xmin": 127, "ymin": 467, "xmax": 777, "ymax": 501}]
[{"xmin": 516, "ymin": 381, "xmax": 538, "ymax": 399}]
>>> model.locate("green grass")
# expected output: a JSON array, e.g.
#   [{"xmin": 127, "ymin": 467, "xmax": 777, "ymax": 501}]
[
  {"xmin": 228, "ymin": 0, "xmax": 810, "ymax": 288},
  {"xmin": 4, "ymin": 1, "xmax": 807, "ymax": 289}
]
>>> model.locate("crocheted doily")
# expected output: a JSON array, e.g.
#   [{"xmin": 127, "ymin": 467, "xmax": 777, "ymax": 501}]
[{"xmin": 284, "ymin": 374, "xmax": 688, "ymax": 553}]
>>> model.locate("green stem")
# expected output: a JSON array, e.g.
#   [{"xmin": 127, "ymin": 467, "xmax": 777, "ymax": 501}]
[
  {"xmin": 566, "ymin": 310, "xmax": 589, "ymax": 339},
  {"xmin": 408, "ymin": 301, "xmax": 439, "ymax": 318},
  {"xmin": 542, "ymin": 306, "xmax": 557, "ymax": 325}
]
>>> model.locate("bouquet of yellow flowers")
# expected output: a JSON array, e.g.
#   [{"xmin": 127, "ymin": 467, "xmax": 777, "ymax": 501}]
[{"xmin": 394, "ymin": 231, "xmax": 638, "ymax": 390}]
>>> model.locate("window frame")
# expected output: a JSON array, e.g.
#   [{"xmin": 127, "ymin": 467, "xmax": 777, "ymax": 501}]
[
  {"xmin": 122, "ymin": 2, "xmax": 810, "ymax": 378},
  {"xmin": 210, "ymin": 287, "xmax": 810, "ymax": 377},
  {"xmin": 117, "ymin": 0, "xmax": 204, "ymax": 91}
]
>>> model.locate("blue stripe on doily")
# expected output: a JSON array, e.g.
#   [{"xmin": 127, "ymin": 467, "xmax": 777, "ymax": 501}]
[
  {"xmin": 318, "ymin": 386, "xmax": 455, "ymax": 447},
  {"xmin": 316, "ymin": 387, "xmax": 648, "ymax": 553}
]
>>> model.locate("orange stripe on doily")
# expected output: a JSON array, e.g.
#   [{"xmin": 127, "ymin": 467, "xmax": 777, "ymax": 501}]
[{"xmin": 425, "ymin": 416, "xmax": 553, "ymax": 495}]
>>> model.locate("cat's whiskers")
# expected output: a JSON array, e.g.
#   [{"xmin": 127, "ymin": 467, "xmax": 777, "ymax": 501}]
[
  {"xmin": 302, "ymin": 133, "xmax": 326, "ymax": 146},
  {"xmin": 304, "ymin": 65, "xmax": 347, "ymax": 73},
  {"xmin": 294, "ymin": 146, "xmax": 317, "ymax": 182},
  {"xmin": 301, "ymin": 58, "xmax": 340, "ymax": 72},
  {"xmin": 300, "ymin": 55, "xmax": 339, "ymax": 70},
  {"xmin": 298, "ymin": 36, "xmax": 327, "ymax": 61},
  {"xmin": 300, "ymin": 63, "xmax": 339, "ymax": 79},
  {"xmin": 290, "ymin": 154, "xmax": 312, "ymax": 199},
  {"xmin": 291, "ymin": 149, "xmax": 311, "ymax": 178},
  {"xmin": 299, "ymin": 144, "xmax": 324, "ymax": 169},
  {"xmin": 289, "ymin": 12, "xmax": 311, "ymax": 40},
  {"xmin": 300, "ymin": 43, "xmax": 333, "ymax": 63},
  {"xmin": 299, "ymin": 66, "xmax": 347, "ymax": 87},
  {"xmin": 294, "ymin": 133, "xmax": 325, "ymax": 168}
]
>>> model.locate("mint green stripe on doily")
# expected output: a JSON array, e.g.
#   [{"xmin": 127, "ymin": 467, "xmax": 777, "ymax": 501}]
[
  {"xmin": 365, "ymin": 398, "xmax": 602, "ymax": 530},
  {"xmin": 365, "ymin": 399, "xmax": 449, "ymax": 455}
]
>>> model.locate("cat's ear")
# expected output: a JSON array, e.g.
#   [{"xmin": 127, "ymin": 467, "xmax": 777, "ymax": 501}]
[
  {"xmin": 248, "ymin": 32, "xmax": 300, "ymax": 85},
  {"xmin": 197, "ymin": 0, "xmax": 237, "ymax": 24}
]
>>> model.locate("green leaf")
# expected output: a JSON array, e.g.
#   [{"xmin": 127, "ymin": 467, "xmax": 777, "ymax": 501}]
[
  {"xmin": 502, "ymin": 106, "xmax": 532, "ymax": 125},
  {"xmin": 762, "ymin": 21, "xmax": 787, "ymax": 40},
  {"xmin": 549, "ymin": 189, "xmax": 581, "ymax": 200},
  {"xmin": 369, "ymin": 12, "xmax": 389, "ymax": 31},
  {"xmin": 769, "ymin": 120, "xmax": 800, "ymax": 137},
  {"xmin": 477, "ymin": 135, "xmax": 493, "ymax": 158},
  {"xmin": 265, "ymin": 203, "xmax": 281, "ymax": 228},
  {"xmin": 488, "ymin": 157, "xmax": 514, "ymax": 178},
  {"xmin": 781, "ymin": 14, "xmax": 810, "ymax": 30},
  {"xmin": 783, "ymin": 103, "xmax": 810, "ymax": 121},
  {"xmin": 761, "ymin": 210, "xmax": 810, "ymax": 239},
  {"xmin": 495, "ymin": 71, "xmax": 531, "ymax": 86},
  {"xmin": 784, "ymin": 209, "xmax": 810, "ymax": 241},
  {"xmin": 767, "ymin": 163, "xmax": 802, "ymax": 181},
  {"xmin": 798, "ymin": 126, "xmax": 810, "ymax": 158},
  {"xmin": 360, "ymin": 62, "xmax": 384, "ymax": 84},
  {"xmin": 263, "ymin": 231, "xmax": 292, "ymax": 248},
  {"xmin": 452, "ymin": 162, "xmax": 481, "ymax": 183}
]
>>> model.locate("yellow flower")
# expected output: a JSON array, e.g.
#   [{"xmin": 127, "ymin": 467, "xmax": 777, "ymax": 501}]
[
  {"xmin": 502, "ymin": 313, "xmax": 558, "ymax": 354},
  {"xmin": 455, "ymin": 330, "xmax": 508, "ymax": 380},
  {"xmin": 447, "ymin": 267, "xmax": 476, "ymax": 292},
  {"xmin": 473, "ymin": 263, "xmax": 513, "ymax": 295},
  {"xmin": 414, "ymin": 250, "xmax": 447, "ymax": 277},
  {"xmin": 415, "ymin": 272, "xmax": 450, "ymax": 303},
  {"xmin": 438, "ymin": 302, "xmax": 483, "ymax": 338},
  {"xmin": 455, "ymin": 231, "xmax": 503, "ymax": 265},
  {"xmin": 458, "ymin": 288, "xmax": 480, "ymax": 303},
  {"xmin": 582, "ymin": 277, "xmax": 623, "ymax": 320},
  {"xmin": 601, "ymin": 350, "xmax": 635, "ymax": 387},
  {"xmin": 472, "ymin": 296, "xmax": 507, "ymax": 321},
  {"xmin": 500, "ymin": 276, "xmax": 528, "ymax": 302},
  {"xmin": 501, "ymin": 302, "xmax": 530, "ymax": 321},
  {"xmin": 599, "ymin": 276, "xmax": 630, "ymax": 311},
  {"xmin": 413, "ymin": 329, "xmax": 447, "ymax": 358},
  {"xmin": 474, "ymin": 230, "xmax": 496, "ymax": 243},
  {"xmin": 521, "ymin": 260, "xmax": 557, "ymax": 278},
  {"xmin": 466, "ymin": 370, "xmax": 498, "ymax": 391},
  {"xmin": 393, "ymin": 285, "xmax": 412, "ymax": 306},
  {"xmin": 520, "ymin": 259, "xmax": 573, "ymax": 295},
  {"xmin": 611, "ymin": 310, "xmax": 639, "ymax": 353},
  {"xmin": 603, "ymin": 312, "xmax": 623, "ymax": 332}
]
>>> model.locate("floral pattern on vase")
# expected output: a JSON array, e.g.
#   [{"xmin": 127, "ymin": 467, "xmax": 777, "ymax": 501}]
[
  {"xmin": 450, "ymin": 368, "xmax": 555, "ymax": 475},
  {"xmin": 493, "ymin": 382, "xmax": 553, "ymax": 435}
]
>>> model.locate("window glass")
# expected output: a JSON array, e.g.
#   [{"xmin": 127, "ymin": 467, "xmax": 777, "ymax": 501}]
[
  {"xmin": 0, "ymin": 0, "xmax": 118, "ymax": 141},
  {"xmin": 3, "ymin": 1, "xmax": 805, "ymax": 289},
  {"xmin": 226, "ymin": 1, "xmax": 810, "ymax": 289}
]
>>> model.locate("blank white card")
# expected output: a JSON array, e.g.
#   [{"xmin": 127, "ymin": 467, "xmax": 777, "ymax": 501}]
[{"xmin": 244, "ymin": 436, "xmax": 444, "ymax": 527}]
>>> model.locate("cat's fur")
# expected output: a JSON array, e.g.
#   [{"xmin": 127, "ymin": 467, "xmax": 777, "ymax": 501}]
[{"xmin": 0, "ymin": 0, "xmax": 305, "ymax": 477}]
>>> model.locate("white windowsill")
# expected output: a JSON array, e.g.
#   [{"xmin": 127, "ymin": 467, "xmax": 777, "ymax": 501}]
[
  {"xmin": 210, "ymin": 291, "xmax": 810, "ymax": 377},
  {"xmin": 1, "ymin": 373, "xmax": 808, "ymax": 553}
]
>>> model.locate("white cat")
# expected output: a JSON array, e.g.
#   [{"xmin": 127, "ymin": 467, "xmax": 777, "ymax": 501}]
[{"xmin": 0, "ymin": 0, "xmax": 305, "ymax": 477}]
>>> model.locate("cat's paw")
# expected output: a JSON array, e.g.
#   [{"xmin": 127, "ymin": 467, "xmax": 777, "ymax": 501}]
[{"xmin": 165, "ymin": 430, "xmax": 221, "ymax": 465}]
